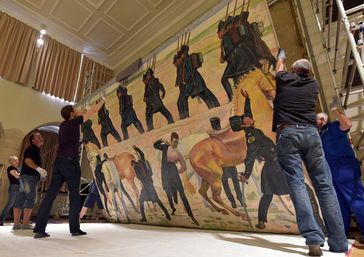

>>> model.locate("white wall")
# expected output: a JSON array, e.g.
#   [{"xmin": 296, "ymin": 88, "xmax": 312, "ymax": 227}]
[{"xmin": 0, "ymin": 78, "xmax": 67, "ymax": 134}]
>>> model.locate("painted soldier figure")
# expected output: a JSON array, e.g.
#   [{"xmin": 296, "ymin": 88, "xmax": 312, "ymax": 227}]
[
  {"xmin": 116, "ymin": 85, "xmax": 144, "ymax": 140},
  {"xmin": 131, "ymin": 145, "xmax": 171, "ymax": 222},
  {"xmin": 81, "ymin": 119, "xmax": 101, "ymax": 149},
  {"xmin": 232, "ymin": 90, "xmax": 289, "ymax": 229},
  {"xmin": 173, "ymin": 53, "xmax": 189, "ymax": 120},
  {"xmin": 232, "ymin": 12, "xmax": 276, "ymax": 69},
  {"xmin": 143, "ymin": 68, "xmax": 174, "ymax": 131},
  {"xmin": 98, "ymin": 102, "xmax": 122, "ymax": 147},
  {"xmin": 217, "ymin": 17, "xmax": 255, "ymax": 102},
  {"xmin": 179, "ymin": 45, "xmax": 220, "ymax": 109},
  {"xmin": 94, "ymin": 155, "xmax": 111, "ymax": 217}
]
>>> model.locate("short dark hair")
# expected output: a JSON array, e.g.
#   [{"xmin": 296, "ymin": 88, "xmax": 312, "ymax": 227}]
[
  {"xmin": 171, "ymin": 132, "xmax": 179, "ymax": 141},
  {"xmin": 29, "ymin": 132, "xmax": 41, "ymax": 143},
  {"xmin": 61, "ymin": 105, "xmax": 74, "ymax": 120}
]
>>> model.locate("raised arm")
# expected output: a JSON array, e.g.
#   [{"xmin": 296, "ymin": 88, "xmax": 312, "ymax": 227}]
[
  {"xmin": 333, "ymin": 109, "xmax": 352, "ymax": 131},
  {"xmin": 275, "ymin": 48, "xmax": 286, "ymax": 73},
  {"xmin": 329, "ymin": 96, "xmax": 352, "ymax": 131},
  {"xmin": 83, "ymin": 100, "xmax": 105, "ymax": 122},
  {"xmin": 153, "ymin": 139, "xmax": 164, "ymax": 150},
  {"xmin": 133, "ymin": 145, "xmax": 145, "ymax": 162}
]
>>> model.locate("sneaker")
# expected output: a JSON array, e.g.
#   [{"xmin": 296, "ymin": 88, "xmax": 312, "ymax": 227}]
[
  {"xmin": 22, "ymin": 224, "xmax": 34, "ymax": 230},
  {"xmin": 255, "ymin": 221, "xmax": 266, "ymax": 229},
  {"xmin": 12, "ymin": 224, "xmax": 21, "ymax": 230},
  {"xmin": 34, "ymin": 232, "xmax": 50, "ymax": 239},
  {"xmin": 71, "ymin": 230, "xmax": 87, "ymax": 236},
  {"xmin": 308, "ymin": 245, "xmax": 323, "ymax": 256}
]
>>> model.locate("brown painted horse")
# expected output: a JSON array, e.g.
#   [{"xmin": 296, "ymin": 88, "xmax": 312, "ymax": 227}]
[
  {"xmin": 189, "ymin": 128, "xmax": 247, "ymax": 217},
  {"xmin": 108, "ymin": 152, "xmax": 140, "ymax": 210},
  {"xmin": 189, "ymin": 69, "xmax": 276, "ymax": 221}
]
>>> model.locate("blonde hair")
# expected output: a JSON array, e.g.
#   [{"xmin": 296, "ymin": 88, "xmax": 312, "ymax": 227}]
[{"xmin": 9, "ymin": 156, "xmax": 18, "ymax": 163}]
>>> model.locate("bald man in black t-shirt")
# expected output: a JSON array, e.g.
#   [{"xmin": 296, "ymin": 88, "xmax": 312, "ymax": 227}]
[{"xmin": 34, "ymin": 101, "xmax": 104, "ymax": 239}]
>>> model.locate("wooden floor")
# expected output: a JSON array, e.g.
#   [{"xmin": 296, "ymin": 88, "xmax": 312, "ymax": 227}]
[{"xmin": 350, "ymin": 241, "xmax": 364, "ymax": 257}]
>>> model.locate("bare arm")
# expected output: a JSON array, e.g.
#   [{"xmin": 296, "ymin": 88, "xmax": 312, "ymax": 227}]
[
  {"xmin": 275, "ymin": 48, "xmax": 286, "ymax": 73},
  {"xmin": 275, "ymin": 58, "xmax": 285, "ymax": 73},
  {"xmin": 10, "ymin": 169, "xmax": 20, "ymax": 179},
  {"xmin": 82, "ymin": 100, "xmax": 104, "ymax": 122},
  {"xmin": 332, "ymin": 109, "xmax": 352, "ymax": 131},
  {"xmin": 24, "ymin": 158, "xmax": 40, "ymax": 170}
]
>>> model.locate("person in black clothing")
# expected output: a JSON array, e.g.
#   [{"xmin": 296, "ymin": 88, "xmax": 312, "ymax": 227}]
[
  {"xmin": 273, "ymin": 50, "xmax": 347, "ymax": 255},
  {"xmin": 34, "ymin": 101, "xmax": 104, "ymax": 239},
  {"xmin": 98, "ymin": 101, "xmax": 122, "ymax": 147},
  {"xmin": 154, "ymin": 133, "xmax": 199, "ymax": 226},
  {"xmin": 131, "ymin": 145, "xmax": 170, "ymax": 222},
  {"xmin": 235, "ymin": 90, "xmax": 290, "ymax": 229},
  {"xmin": 116, "ymin": 85, "xmax": 144, "ymax": 140},
  {"xmin": 81, "ymin": 119, "xmax": 101, "ymax": 149},
  {"xmin": 217, "ymin": 18, "xmax": 255, "ymax": 102},
  {"xmin": 93, "ymin": 155, "xmax": 111, "ymax": 217},
  {"xmin": 173, "ymin": 53, "xmax": 189, "ymax": 120},
  {"xmin": 143, "ymin": 68, "xmax": 174, "ymax": 131},
  {"xmin": 0, "ymin": 156, "xmax": 20, "ymax": 226},
  {"xmin": 180, "ymin": 45, "xmax": 220, "ymax": 109},
  {"xmin": 13, "ymin": 132, "xmax": 47, "ymax": 231}
]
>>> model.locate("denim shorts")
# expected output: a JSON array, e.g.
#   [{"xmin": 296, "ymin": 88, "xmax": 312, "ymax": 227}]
[{"xmin": 14, "ymin": 175, "xmax": 39, "ymax": 209}]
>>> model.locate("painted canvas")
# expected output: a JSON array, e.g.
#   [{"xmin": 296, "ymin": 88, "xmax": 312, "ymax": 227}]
[{"xmin": 80, "ymin": 0, "xmax": 321, "ymax": 234}]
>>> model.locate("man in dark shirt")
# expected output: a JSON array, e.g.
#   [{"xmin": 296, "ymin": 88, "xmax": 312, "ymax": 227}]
[
  {"xmin": 13, "ymin": 132, "xmax": 47, "ymax": 230},
  {"xmin": 0, "ymin": 156, "xmax": 20, "ymax": 226},
  {"xmin": 34, "ymin": 100, "xmax": 104, "ymax": 239},
  {"xmin": 273, "ymin": 50, "xmax": 347, "ymax": 256}
]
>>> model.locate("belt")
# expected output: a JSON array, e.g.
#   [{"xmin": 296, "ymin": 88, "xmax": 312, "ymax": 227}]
[
  {"xmin": 277, "ymin": 124, "xmax": 317, "ymax": 132},
  {"xmin": 57, "ymin": 156, "xmax": 78, "ymax": 161},
  {"xmin": 277, "ymin": 124, "xmax": 295, "ymax": 131}
]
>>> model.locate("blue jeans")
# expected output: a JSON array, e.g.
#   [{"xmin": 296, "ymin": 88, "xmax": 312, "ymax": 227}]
[
  {"xmin": 0, "ymin": 184, "xmax": 20, "ymax": 222},
  {"xmin": 14, "ymin": 175, "xmax": 39, "ymax": 209},
  {"xmin": 276, "ymin": 125, "xmax": 347, "ymax": 251}
]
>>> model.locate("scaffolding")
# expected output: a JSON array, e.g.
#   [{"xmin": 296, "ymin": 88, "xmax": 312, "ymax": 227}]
[{"xmin": 312, "ymin": 0, "xmax": 364, "ymax": 153}]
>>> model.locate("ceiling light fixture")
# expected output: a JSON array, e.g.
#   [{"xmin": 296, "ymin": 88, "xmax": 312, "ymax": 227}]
[
  {"xmin": 37, "ymin": 37, "xmax": 44, "ymax": 46},
  {"xmin": 40, "ymin": 29, "xmax": 47, "ymax": 35}
]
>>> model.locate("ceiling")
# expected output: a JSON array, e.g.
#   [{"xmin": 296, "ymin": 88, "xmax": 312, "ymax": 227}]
[{"xmin": 0, "ymin": 0, "xmax": 223, "ymax": 73}]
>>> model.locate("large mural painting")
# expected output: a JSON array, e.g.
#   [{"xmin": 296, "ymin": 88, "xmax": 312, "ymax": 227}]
[{"xmin": 80, "ymin": 0, "xmax": 319, "ymax": 234}]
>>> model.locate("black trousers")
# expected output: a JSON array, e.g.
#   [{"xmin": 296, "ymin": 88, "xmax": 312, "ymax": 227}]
[
  {"xmin": 146, "ymin": 105, "xmax": 174, "ymax": 131},
  {"xmin": 101, "ymin": 123, "xmax": 122, "ymax": 147},
  {"xmin": 222, "ymin": 166, "xmax": 243, "ymax": 206},
  {"xmin": 221, "ymin": 64, "xmax": 234, "ymax": 101},
  {"xmin": 121, "ymin": 119, "xmax": 144, "ymax": 140},
  {"xmin": 177, "ymin": 84, "xmax": 189, "ymax": 119},
  {"xmin": 165, "ymin": 182, "xmax": 194, "ymax": 218},
  {"xmin": 139, "ymin": 186, "xmax": 169, "ymax": 221},
  {"xmin": 34, "ymin": 158, "xmax": 81, "ymax": 234},
  {"xmin": 95, "ymin": 177, "xmax": 110, "ymax": 216},
  {"xmin": 197, "ymin": 89, "xmax": 220, "ymax": 109},
  {"xmin": 85, "ymin": 134, "xmax": 101, "ymax": 149},
  {"xmin": 258, "ymin": 194, "xmax": 273, "ymax": 222}
]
